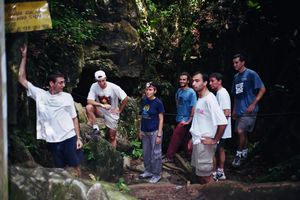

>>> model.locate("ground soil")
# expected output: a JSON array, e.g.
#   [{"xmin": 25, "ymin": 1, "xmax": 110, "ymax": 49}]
[{"xmin": 122, "ymin": 155, "xmax": 270, "ymax": 200}]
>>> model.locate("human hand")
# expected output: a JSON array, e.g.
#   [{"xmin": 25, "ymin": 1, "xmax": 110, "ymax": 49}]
[
  {"xmin": 76, "ymin": 138, "xmax": 83, "ymax": 149},
  {"xmin": 246, "ymin": 103, "xmax": 256, "ymax": 113},
  {"xmin": 138, "ymin": 131, "xmax": 144, "ymax": 140},
  {"xmin": 102, "ymin": 104, "xmax": 111, "ymax": 110},
  {"xmin": 155, "ymin": 136, "xmax": 161, "ymax": 144},
  {"xmin": 187, "ymin": 139, "xmax": 193, "ymax": 151},
  {"xmin": 177, "ymin": 121, "xmax": 186, "ymax": 127},
  {"xmin": 110, "ymin": 108, "xmax": 120, "ymax": 114},
  {"xmin": 20, "ymin": 44, "xmax": 27, "ymax": 57},
  {"xmin": 200, "ymin": 137, "xmax": 217, "ymax": 145}
]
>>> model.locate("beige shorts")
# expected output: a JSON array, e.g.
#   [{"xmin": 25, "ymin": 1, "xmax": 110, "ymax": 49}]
[
  {"xmin": 98, "ymin": 107, "xmax": 119, "ymax": 130},
  {"xmin": 191, "ymin": 143, "xmax": 217, "ymax": 176}
]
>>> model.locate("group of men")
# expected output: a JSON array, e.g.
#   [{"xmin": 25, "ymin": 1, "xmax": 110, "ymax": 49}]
[
  {"xmin": 18, "ymin": 44, "xmax": 265, "ymax": 184},
  {"xmin": 162, "ymin": 54, "xmax": 265, "ymax": 184}
]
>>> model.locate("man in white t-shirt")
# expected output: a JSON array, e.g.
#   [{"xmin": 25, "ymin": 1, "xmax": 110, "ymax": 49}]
[
  {"xmin": 189, "ymin": 72, "xmax": 227, "ymax": 184},
  {"xmin": 209, "ymin": 73, "xmax": 232, "ymax": 180},
  {"xmin": 86, "ymin": 70, "xmax": 129, "ymax": 148},
  {"xmin": 18, "ymin": 44, "xmax": 83, "ymax": 176}
]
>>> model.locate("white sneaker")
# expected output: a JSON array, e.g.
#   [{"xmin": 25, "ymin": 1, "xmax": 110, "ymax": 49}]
[
  {"xmin": 148, "ymin": 175, "xmax": 161, "ymax": 183},
  {"xmin": 217, "ymin": 170, "xmax": 226, "ymax": 180},
  {"xmin": 139, "ymin": 171, "xmax": 153, "ymax": 179}
]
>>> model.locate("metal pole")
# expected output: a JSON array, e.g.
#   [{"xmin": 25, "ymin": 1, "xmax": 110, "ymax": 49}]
[{"xmin": 0, "ymin": 0, "xmax": 9, "ymax": 199}]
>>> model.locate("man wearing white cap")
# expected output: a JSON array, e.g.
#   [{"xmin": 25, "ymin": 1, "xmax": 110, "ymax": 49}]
[{"xmin": 86, "ymin": 70, "xmax": 129, "ymax": 148}]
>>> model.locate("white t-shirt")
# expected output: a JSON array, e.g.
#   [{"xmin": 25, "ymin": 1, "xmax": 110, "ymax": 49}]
[
  {"xmin": 27, "ymin": 82, "xmax": 77, "ymax": 142},
  {"xmin": 87, "ymin": 81, "xmax": 127, "ymax": 109},
  {"xmin": 190, "ymin": 92, "xmax": 227, "ymax": 145},
  {"xmin": 216, "ymin": 87, "xmax": 232, "ymax": 139}
]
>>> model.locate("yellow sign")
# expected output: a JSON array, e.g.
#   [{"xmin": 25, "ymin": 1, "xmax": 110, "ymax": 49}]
[{"xmin": 5, "ymin": 1, "xmax": 52, "ymax": 33}]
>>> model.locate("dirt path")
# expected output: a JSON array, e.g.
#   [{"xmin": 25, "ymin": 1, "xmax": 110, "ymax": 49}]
[{"xmin": 81, "ymin": 155, "xmax": 300, "ymax": 199}]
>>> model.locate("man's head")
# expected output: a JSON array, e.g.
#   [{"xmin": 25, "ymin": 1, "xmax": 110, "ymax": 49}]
[
  {"xmin": 95, "ymin": 70, "xmax": 107, "ymax": 89},
  {"xmin": 47, "ymin": 72, "xmax": 65, "ymax": 94},
  {"xmin": 209, "ymin": 72, "xmax": 223, "ymax": 91},
  {"xmin": 178, "ymin": 72, "xmax": 191, "ymax": 88},
  {"xmin": 233, "ymin": 53, "xmax": 246, "ymax": 72},
  {"xmin": 192, "ymin": 72, "xmax": 208, "ymax": 93}
]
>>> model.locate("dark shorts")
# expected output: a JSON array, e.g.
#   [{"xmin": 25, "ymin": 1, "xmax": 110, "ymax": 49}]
[
  {"xmin": 217, "ymin": 138, "xmax": 226, "ymax": 149},
  {"xmin": 47, "ymin": 136, "xmax": 83, "ymax": 168},
  {"xmin": 235, "ymin": 114, "xmax": 257, "ymax": 133}
]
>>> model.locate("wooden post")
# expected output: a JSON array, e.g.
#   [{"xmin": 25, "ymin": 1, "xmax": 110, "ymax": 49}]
[{"xmin": 0, "ymin": 0, "xmax": 9, "ymax": 199}]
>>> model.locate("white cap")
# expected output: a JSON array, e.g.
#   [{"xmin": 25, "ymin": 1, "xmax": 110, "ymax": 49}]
[{"xmin": 95, "ymin": 70, "xmax": 106, "ymax": 81}]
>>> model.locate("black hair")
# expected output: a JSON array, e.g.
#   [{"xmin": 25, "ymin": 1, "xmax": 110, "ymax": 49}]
[
  {"xmin": 209, "ymin": 72, "xmax": 223, "ymax": 81},
  {"xmin": 145, "ymin": 81, "xmax": 158, "ymax": 90},
  {"xmin": 47, "ymin": 71, "xmax": 65, "ymax": 84},
  {"xmin": 233, "ymin": 53, "xmax": 246, "ymax": 62},
  {"xmin": 193, "ymin": 71, "xmax": 209, "ymax": 83}
]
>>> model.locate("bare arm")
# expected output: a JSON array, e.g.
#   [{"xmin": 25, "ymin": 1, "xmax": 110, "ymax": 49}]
[
  {"xmin": 246, "ymin": 87, "xmax": 266, "ymax": 113},
  {"xmin": 73, "ymin": 117, "xmax": 83, "ymax": 149},
  {"xmin": 156, "ymin": 112, "xmax": 164, "ymax": 144},
  {"xmin": 118, "ymin": 96, "xmax": 129, "ymax": 113},
  {"xmin": 18, "ymin": 44, "xmax": 29, "ymax": 89},
  {"xmin": 201, "ymin": 124, "xmax": 226, "ymax": 145},
  {"xmin": 87, "ymin": 99, "xmax": 111, "ymax": 109},
  {"xmin": 223, "ymin": 109, "xmax": 231, "ymax": 118}
]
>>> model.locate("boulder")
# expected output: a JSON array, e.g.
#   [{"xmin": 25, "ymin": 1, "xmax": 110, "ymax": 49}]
[
  {"xmin": 82, "ymin": 137, "xmax": 124, "ymax": 181},
  {"xmin": 10, "ymin": 165, "xmax": 135, "ymax": 200}
]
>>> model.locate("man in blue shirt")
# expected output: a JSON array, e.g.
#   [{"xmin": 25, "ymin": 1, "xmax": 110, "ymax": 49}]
[
  {"xmin": 231, "ymin": 54, "xmax": 266, "ymax": 167},
  {"xmin": 163, "ymin": 72, "xmax": 197, "ymax": 163}
]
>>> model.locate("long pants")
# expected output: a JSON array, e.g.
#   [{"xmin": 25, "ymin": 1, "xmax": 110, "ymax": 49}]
[
  {"xmin": 142, "ymin": 130, "xmax": 162, "ymax": 176},
  {"xmin": 166, "ymin": 124, "xmax": 192, "ymax": 159}
]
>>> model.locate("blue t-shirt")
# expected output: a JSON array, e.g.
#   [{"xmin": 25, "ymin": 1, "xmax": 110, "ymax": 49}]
[
  {"xmin": 231, "ymin": 68, "xmax": 265, "ymax": 116},
  {"xmin": 140, "ymin": 97, "xmax": 165, "ymax": 132},
  {"xmin": 175, "ymin": 88, "xmax": 197, "ymax": 122}
]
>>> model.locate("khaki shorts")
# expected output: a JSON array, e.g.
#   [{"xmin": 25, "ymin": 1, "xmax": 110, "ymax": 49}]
[
  {"xmin": 191, "ymin": 143, "xmax": 217, "ymax": 176},
  {"xmin": 99, "ymin": 107, "xmax": 119, "ymax": 130}
]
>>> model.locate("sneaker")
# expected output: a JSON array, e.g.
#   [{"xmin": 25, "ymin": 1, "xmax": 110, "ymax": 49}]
[
  {"xmin": 217, "ymin": 171, "xmax": 226, "ymax": 180},
  {"xmin": 232, "ymin": 155, "xmax": 242, "ymax": 167},
  {"xmin": 148, "ymin": 175, "xmax": 161, "ymax": 183},
  {"xmin": 162, "ymin": 157, "xmax": 174, "ymax": 163},
  {"xmin": 90, "ymin": 128, "xmax": 100, "ymax": 138},
  {"xmin": 139, "ymin": 171, "xmax": 153, "ymax": 179}
]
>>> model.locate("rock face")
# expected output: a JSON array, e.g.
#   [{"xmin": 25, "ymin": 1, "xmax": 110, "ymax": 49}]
[
  {"xmin": 83, "ymin": 136, "xmax": 124, "ymax": 181},
  {"xmin": 10, "ymin": 165, "xmax": 135, "ymax": 200}
]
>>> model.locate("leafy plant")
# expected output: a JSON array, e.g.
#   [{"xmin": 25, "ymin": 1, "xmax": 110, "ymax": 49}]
[
  {"xmin": 115, "ymin": 178, "xmax": 130, "ymax": 193},
  {"xmin": 130, "ymin": 138, "xmax": 143, "ymax": 158},
  {"xmin": 47, "ymin": 0, "xmax": 102, "ymax": 44},
  {"xmin": 83, "ymin": 144, "xmax": 95, "ymax": 161}
]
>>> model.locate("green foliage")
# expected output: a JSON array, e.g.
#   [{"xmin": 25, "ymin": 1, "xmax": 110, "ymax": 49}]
[
  {"xmin": 83, "ymin": 144, "xmax": 95, "ymax": 161},
  {"xmin": 130, "ymin": 138, "xmax": 143, "ymax": 158},
  {"xmin": 47, "ymin": 0, "xmax": 102, "ymax": 44},
  {"xmin": 115, "ymin": 178, "xmax": 130, "ymax": 193},
  {"xmin": 247, "ymin": 0, "xmax": 261, "ymax": 10}
]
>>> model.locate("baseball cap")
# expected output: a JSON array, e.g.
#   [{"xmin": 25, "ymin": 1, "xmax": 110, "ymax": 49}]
[{"xmin": 95, "ymin": 70, "xmax": 106, "ymax": 81}]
